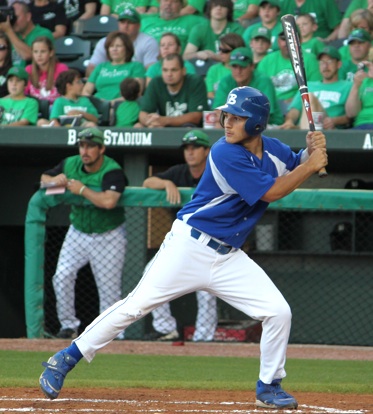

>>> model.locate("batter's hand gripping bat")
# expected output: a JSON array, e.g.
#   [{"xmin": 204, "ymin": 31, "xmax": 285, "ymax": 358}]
[{"xmin": 281, "ymin": 14, "xmax": 327, "ymax": 178}]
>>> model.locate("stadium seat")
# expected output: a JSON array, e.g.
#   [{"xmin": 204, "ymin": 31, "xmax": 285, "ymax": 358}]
[
  {"xmin": 55, "ymin": 36, "xmax": 92, "ymax": 75},
  {"xmin": 67, "ymin": 56, "xmax": 90, "ymax": 76},
  {"xmin": 55, "ymin": 36, "xmax": 91, "ymax": 62},
  {"xmin": 72, "ymin": 15, "xmax": 118, "ymax": 39},
  {"xmin": 187, "ymin": 58, "xmax": 217, "ymax": 77},
  {"xmin": 31, "ymin": 97, "xmax": 50, "ymax": 120},
  {"xmin": 89, "ymin": 96, "xmax": 111, "ymax": 126}
]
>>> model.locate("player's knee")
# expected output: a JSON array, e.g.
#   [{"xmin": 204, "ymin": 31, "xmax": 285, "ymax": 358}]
[{"xmin": 275, "ymin": 301, "xmax": 292, "ymax": 324}]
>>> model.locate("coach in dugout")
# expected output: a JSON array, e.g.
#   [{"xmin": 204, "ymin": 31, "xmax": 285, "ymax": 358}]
[{"xmin": 40, "ymin": 128, "xmax": 128, "ymax": 340}]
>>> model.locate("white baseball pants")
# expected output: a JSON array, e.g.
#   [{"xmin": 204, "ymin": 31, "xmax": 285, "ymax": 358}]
[
  {"xmin": 53, "ymin": 224, "xmax": 127, "ymax": 331},
  {"xmin": 76, "ymin": 219, "xmax": 291, "ymax": 384}
]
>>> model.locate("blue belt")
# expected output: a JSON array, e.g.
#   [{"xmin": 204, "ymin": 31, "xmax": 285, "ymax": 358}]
[{"xmin": 190, "ymin": 228, "xmax": 233, "ymax": 255}]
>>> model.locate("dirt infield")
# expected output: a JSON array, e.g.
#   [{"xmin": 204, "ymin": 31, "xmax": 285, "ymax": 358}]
[{"xmin": 1, "ymin": 339, "xmax": 372, "ymax": 413}]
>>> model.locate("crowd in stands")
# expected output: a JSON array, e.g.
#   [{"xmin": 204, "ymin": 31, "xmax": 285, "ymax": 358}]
[{"xmin": 0, "ymin": 0, "xmax": 371, "ymax": 129}]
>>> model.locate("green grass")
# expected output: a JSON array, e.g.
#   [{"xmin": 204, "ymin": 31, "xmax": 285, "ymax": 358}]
[{"xmin": 1, "ymin": 350, "xmax": 372, "ymax": 394}]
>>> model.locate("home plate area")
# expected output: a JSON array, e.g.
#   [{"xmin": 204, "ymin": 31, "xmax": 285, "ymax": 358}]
[{"xmin": 0, "ymin": 388, "xmax": 371, "ymax": 413}]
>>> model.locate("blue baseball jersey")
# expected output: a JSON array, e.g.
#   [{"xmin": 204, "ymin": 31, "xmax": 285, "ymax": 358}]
[{"xmin": 177, "ymin": 135, "xmax": 304, "ymax": 248}]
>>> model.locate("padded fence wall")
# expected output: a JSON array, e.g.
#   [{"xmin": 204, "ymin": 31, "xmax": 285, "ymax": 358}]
[{"xmin": 25, "ymin": 188, "xmax": 373, "ymax": 345}]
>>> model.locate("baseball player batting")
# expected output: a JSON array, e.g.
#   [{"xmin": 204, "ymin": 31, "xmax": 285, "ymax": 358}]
[{"xmin": 39, "ymin": 86, "xmax": 327, "ymax": 409}]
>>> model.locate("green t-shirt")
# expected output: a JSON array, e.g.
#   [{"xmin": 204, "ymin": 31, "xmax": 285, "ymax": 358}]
[
  {"xmin": 115, "ymin": 100, "xmax": 140, "ymax": 127},
  {"xmin": 146, "ymin": 60, "xmax": 196, "ymax": 79},
  {"xmin": 142, "ymin": 0, "xmax": 206, "ymax": 14},
  {"xmin": 64, "ymin": 155, "xmax": 125, "ymax": 234},
  {"xmin": 100, "ymin": 0, "xmax": 149, "ymax": 14},
  {"xmin": 288, "ymin": 80, "xmax": 352, "ymax": 122},
  {"xmin": 354, "ymin": 77, "xmax": 373, "ymax": 127},
  {"xmin": 88, "ymin": 61, "xmax": 145, "ymax": 101},
  {"xmin": 205, "ymin": 62, "xmax": 231, "ymax": 94},
  {"xmin": 256, "ymin": 50, "xmax": 322, "ymax": 101},
  {"xmin": 343, "ymin": 0, "xmax": 368, "ymax": 19},
  {"xmin": 279, "ymin": 0, "xmax": 341, "ymax": 39},
  {"xmin": 140, "ymin": 14, "xmax": 206, "ymax": 52},
  {"xmin": 140, "ymin": 74, "xmax": 208, "ymax": 115},
  {"xmin": 0, "ymin": 97, "xmax": 38, "ymax": 125},
  {"xmin": 213, "ymin": 71, "xmax": 284, "ymax": 125},
  {"xmin": 243, "ymin": 21, "xmax": 283, "ymax": 52},
  {"xmin": 50, "ymin": 96, "xmax": 99, "ymax": 119},
  {"xmin": 338, "ymin": 60, "xmax": 359, "ymax": 82},
  {"xmin": 233, "ymin": 0, "xmax": 260, "ymax": 20},
  {"xmin": 301, "ymin": 37, "xmax": 325, "ymax": 58},
  {"xmin": 187, "ymin": 20, "xmax": 244, "ymax": 53},
  {"xmin": 13, "ymin": 25, "xmax": 54, "ymax": 68}
]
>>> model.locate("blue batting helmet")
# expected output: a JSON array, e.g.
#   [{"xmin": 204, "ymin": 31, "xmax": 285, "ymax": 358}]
[{"xmin": 217, "ymin": 86, "xmax": 270, "ymax": 136}]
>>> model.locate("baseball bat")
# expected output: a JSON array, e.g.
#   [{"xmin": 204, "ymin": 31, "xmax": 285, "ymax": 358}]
[{"xmin": 281, "ymin": 14, "xmax": 327, "ymax": 178}]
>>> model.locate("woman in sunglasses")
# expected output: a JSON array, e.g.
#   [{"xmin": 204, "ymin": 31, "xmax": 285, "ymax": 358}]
[
  {"xmin": 0, "ymin": 32, "xmax": 12, "ymax": 98},
  {"xmin": 205, "ymin": 33, "xmax": 245, "ymax": 100}
]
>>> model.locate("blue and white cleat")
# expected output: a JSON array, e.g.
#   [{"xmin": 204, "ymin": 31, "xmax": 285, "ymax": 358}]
[
  {"xmin": 256, "ymin": 379, "xmax": 298, "ymax": 409},
  {"xmin": 39, "ymin": 351, "xmax": 77, "ymax": 399}
]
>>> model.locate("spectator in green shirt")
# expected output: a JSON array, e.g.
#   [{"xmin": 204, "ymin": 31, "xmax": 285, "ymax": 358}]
[
  {"xmin": 82, "ymin": 31, "xmax": 145, "ymax": 103},
  {"xmin": 140, "ymin": 0, "xmax": 205, "ymax": 53},
  {"xmin": 0, "ymin": 66, "xmax": 38, "ymax": 126},
  {"xmin": 0, "ymin": 2, "xmax": 54, "ymax": 68},
  {"xmin": 243, "ymin": 0, "xmax": 282, "ymax": 53},
  {"xmin": 296, "ymin": 13, "xmax": 325, "ymax": 58},
  {"xmin": 256, "ymin": 30, "xmax": 321, "ymax": 109},
  {"xmin": 213, "ymin": 46, "xmax": 284, "ymax": 126},
  {"xmin": 38, "ymin": 69, "xmax": 99, "ymax": 127},
  {"xmin": 338, "ymin": 0, "xmax": 373, "ymax": 39},
  {"xmin": 248, "ymin": 26, "xmax": 272, "ymax": 66},
  {"xmin": 138, "ymin": 53, "xmax": 208, "ymax": 127},
  {"xmin": 205, "ymin": 32, "xmax": 245, "ymax": 99},
  {"xmin": 279, "ymin": 0, "xmax": 341, "ymax": 42},
  {"xmin": 146, "ymin": 32, "xmax": 196, "ymax": 87},
  {"xmin": 281, "ymin": 46, "xmax": 352, "ymax": 130},
  {"xmin": 339, "ymin": 29, "xmax": 372, "ymax": 82},
  {"xmin": 114, "ymin": 77, "xmax": 141, "ymax": 127},
  {"xmin": 183, "ymin": 0, "xmax": 244, "ymax": 62},
  {"xmin": 337, "ymin": 9, "xmax": 373, "ymax": 61},
  {"xmin": 345, "ymin": 59, "xmax": 373, "ymax": 129}
]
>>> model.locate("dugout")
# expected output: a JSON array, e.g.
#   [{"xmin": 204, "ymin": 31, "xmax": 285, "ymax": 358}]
[{"xmin": 0, "ymin": 127, "xmax": 372, "ymax": 345}]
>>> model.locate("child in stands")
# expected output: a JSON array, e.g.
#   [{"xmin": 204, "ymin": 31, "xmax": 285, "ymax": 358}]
[
  {"xmin": 38, "ymin": 69, "xmax": 98, "ymax": 127},
  {"xmin": 0, "ymin": 67, "xmax": 38, "ymax": 126},
  {"xmin": 114, "ymin": 77, "xmax": 141, "ymax": 127}
]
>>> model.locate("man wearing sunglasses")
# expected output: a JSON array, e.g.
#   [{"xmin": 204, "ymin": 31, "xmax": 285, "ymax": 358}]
[
  {"xmin": 40, "ymin": 128, "xmax": 128, "ymax": 340},
  {"xmin": 213, "ymin": 46, "xmax": 284, "ymax": 126}
]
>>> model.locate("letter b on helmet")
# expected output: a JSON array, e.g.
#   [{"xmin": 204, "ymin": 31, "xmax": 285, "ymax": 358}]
[{"xmin": 217, "ymin": 86, "xmax": 270, "ymax": 135}]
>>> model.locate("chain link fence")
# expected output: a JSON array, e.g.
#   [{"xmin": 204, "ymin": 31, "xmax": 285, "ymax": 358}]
[{"xmin": 36, "ymin": 190, "xmax": 373, "ymax": 346}]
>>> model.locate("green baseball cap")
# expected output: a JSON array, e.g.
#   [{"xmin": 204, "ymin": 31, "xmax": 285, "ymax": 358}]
[
  {"xmin": 317, "ymin": 46, "xmax": 341, "ymax": 61},
  {"xmin": 230, "ymin": 47, "xmax": 253, "ymax": 67},
  {"xmin": 250, "ymin": 26, "xmax": 271, "ymax": 42},
  {"xmin": 77, "ymin": 128, "xmax": 104, "ymax": 145},
  {"xmin": 6, "ymin": 66, "xmax": 28, "ymax": 81},
  {"xmin": 347, "ymin": 28, "xmax": 371, "ymax": 44},
  {"xmin": 259, "ymin": 0, "xmax": 280, "ymax": 10},
  {"xmin": 118, "ymin": 7, "xmax": 140, "ymax": 23},
  {"xmin": 181, "ymin": 130, "xmax": 210, "ymax": 148}
]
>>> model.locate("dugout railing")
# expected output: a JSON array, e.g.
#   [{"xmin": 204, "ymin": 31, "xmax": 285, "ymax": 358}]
[{"xmin": 25, "ymin": 187, "xmax": 373, "ymax": 346}]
